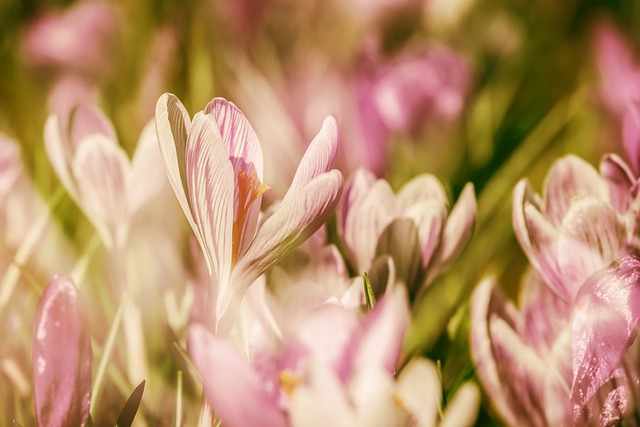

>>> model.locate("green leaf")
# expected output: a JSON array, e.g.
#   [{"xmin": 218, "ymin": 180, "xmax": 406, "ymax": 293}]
[{"xmin": 364, "ymin": 272, "xmax": 376, "ymax": 310}]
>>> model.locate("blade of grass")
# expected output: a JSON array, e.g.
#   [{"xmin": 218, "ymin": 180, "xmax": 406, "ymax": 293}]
[
  {"xmin": 90, "ymin": 292, "xmax": 128, "ymax": 416},
  {"xmin": 0, "ymin": 188, "xmax": 64, "ymax": 310},
  {"xmin": 176, "ymin": 371, "xmax": 183, "ymax": 427}
]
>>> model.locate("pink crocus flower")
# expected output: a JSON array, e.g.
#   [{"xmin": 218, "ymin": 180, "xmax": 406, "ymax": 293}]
[
  {"xmin": 338, "ymin": 168, "xmax": 475, "ymax": 299},
  {"xmin": 155, "ymin": 94, "xmax": 343, "ymax": 334},
  {"xmin": 371, "ymin": 46, "xmax": 471, "ymax": 136},
  {"xmin": 32, "ymin": 274, "xmax": 92, "ymax": 427},
  {"xmin": 21, "ymin": 0, "xmax": 120, "ymax": 79},
  {"xmin": 44, "ymin": 104, "xmax": 166, "ymax": 250},
  {"xmin": 512, "ymin": 154, "xmax": 640, "ymax": 303},
  {"xmin": 471, "ymin": 254, "xmax": 640, "ymax": 426},
  {"xmin": 189, "ymin": 286, "xmax": 409, "ymax": 427}
]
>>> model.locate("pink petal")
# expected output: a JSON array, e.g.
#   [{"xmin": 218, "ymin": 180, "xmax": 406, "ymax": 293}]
[
  {"xmin": 469, "ymin": 279, "xmax": 520, "ymax": 426},
  {"xmin": 344, "ymin": 179, "xmax": 396, "ymax": 272},
  {"xmin": 204, "ymin": 98, "xmax": 264, "ymax": 255},
  {"xmin": 189, "ymin": 324, "xmax": 287, "ymax": 427},
  {"xmin": 570, "ymin": 253, "xmax": 640, "ymax": 423},
  {"xmin": 337, "ymin": 168, "xmax": 376, "ymax": 239},
  {"xmin": 185, "ymin": 113, "xmax": 234, "ymax": 315},
  {"xmin": 44, "ymin": 115, "xmax": 78, "ymax": 199},
  {"xmin": 0, "ymin": 135, "xmax": 23, "ymax": 201},
  {"xmin": 127, "ymin": 120, "xmax": 167, "ymax": 215},
  {"xmin": 155, "ymin": 93, "xmax": 204, "ymax": 252},
  {"xmin": 67, "ymin": 104, "xmax": 117, "ymax": 149},
  {"xmin": 396, "ymin": 359, "xmax": 441, "ymax": 427},
  {"xmin": 431, "ymin": 182, "xmax": 476, "ymax": 273},
  {"xmin": 72, "ymin": 134, "xmax": 130, "ymax": 249},
  {"xmin": 345, "ymin": 287, "xmax": 410, "ymax": 379},
  {"xmin": 512, "ymin": 179, "xmax": 544, "ymax": 263},
  {"xmin": 396, "ymin": 174, "xmax": 448, "ymax": 213},
  {"xmin": 222, "ymin": 170, "xmax": 343, "ymax": 333},
  {"xmin": 622, "ymin": 105, "xmax": 640, "ymax": 174},
  {"xmin": 600, "ymin": 153, "xmax": 635, "ymax": 212},
  {"xmin": 33, "ymin": 275, "xmax": 92, "ymax": 427},
  {"xmin": 542, "ymin": 155, "xmax": 608, "ymax": 227},
  {"xmin": 284, "ymin": 116, "xmax": 339, "ymax": 200}
]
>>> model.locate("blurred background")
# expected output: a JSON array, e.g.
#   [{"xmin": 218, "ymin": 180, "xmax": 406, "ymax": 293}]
[{"xmin": 2, "ymin": 0, "xmax": 640, "ymax": 424}]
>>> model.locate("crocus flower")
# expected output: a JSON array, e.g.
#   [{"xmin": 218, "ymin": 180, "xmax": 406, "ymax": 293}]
[
  {"xmin": 471, "ymin": 253, "xmax": 640, "ymax": 426},
  {"xmin": 155, "ymin": 94, "xmax": 343, "ymax": 334},
  {"xmin": 21, "ymin": 0, "xmax": 120, "ymax": 79},
  {"xmin": 338, "ymin": 168, "xmax": 475, "ymax": 299},
  {"xmin": 370, "ymin": 46, "xmax": 471, "ymax": 135},
  {"xmin": 32, "ymin": 274, "xmax": 92, "ymax": 427},
  {"xmin": 44, "ymin": 104, "xmax": 166, "ymax": 250},
  {"xmin": 189, "ymin": 286, "xmax": 409, "ymax": 427},
  {"xmin": 513, "ymin": 155, "xmax": 631, "ymax": 302}
]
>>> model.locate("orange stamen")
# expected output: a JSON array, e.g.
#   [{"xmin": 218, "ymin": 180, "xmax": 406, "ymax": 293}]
[{"xmin": 232, "ymin": 170, "xmax": 270, "ymax": 265}]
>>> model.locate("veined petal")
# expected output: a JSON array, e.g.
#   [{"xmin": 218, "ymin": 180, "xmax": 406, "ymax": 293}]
[
  {"xmin": 600, "ymin": 153, "xmax": 635, "ymax": 212},
  {"xmin": 434, "ymin": 182, "xmax": 476, "ymax": 270},
  {"xmin": 44, "ymin": 115, "xmax": 78, "ymax": 199},
  {"xmin": 404, "ymin": 200, "xmax": 446, "ymax": 270},
  {"xmin": 513, "ymin": 179, "xmax": 544, "ymax": 263},
  {"xmin": 204, "ymin": 97, "xmax": 264, "ymax": 179},
  {"xmin": 396, "ymin": 174, "xmax": 448, "ymax": 212},
  {"xmin": 570, "ymin": 253, "xmax": 640, "ymax": 423},
  {"xmin": 185, "ymin": 113, "xmax": 234, "ymax": 296},
  {"xmin": 128, "ymin": 120, "xmax": 166, "ymax": 215},
  {"xmin": 155, "ymin": 93, "xmax": 202, "ymax": 250},
  {"xmin": 469, "ymin": 278, "xmax": 520, "ymax": 427},
  {"xmin": 345, "ymin": 179, "xmax": 396, "ymax": 272},
  {"xmin": 284, "ymin": 116, "xmax": 339, "ymax": 201},
  {"xmin": 542, "ymin": 155, "xmax": 608, "ymax": 227},
  {"xmin": 189, "ymin": 324, "xmax": 287, "ymax": 427},
  {"xmin": 72, "ymin": 134, "xmax": 130, "ymax": 249},
  {"xmin": 221, "ymin": 171, "xmax": 343, "ymax": 333},
  {"xmin": 33, "ymin": 275, "xmax": 92, "ymax": 427},
  {"xmin": 204, "ymin": 98, "xmax": 264, "ymax": 256},
  {"xmin": 337, "ymin": 168, "xmax": 376, "ymax": 243}
]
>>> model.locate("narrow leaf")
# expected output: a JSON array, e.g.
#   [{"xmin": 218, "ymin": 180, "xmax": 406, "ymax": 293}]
[
  {"xmin": 116, "ymin": 380, "xmax": 146, "ymax": 427},
  {"xmin": 363, "ymin": 272, "xmax": 376, "ymax": 310}
]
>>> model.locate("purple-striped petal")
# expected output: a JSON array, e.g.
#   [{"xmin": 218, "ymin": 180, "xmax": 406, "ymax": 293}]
[
  {"xmin": 600, "ymin": 153, "xmax": 635, "ymax": 212},
  {"xmin": 185, "ymin": 113, "xmax": 234, "ymax": 312},
  {"xmin": 396, "ymin": 174, "xmax": 448, "ymax": 212},
  {"xmin": 33, "ymin": 275, "xmax": 92, "ymax": 427},
  {"xmin": 284, "ymin": 116, "xmax": 339, "ymax": 201},
  {"xmin": 189, "ymin": 324, "xmax": 287, "ymax": 427},
  {"xmin": 570, "ymin": 253, "xmax": 640, "ymax": 423}
]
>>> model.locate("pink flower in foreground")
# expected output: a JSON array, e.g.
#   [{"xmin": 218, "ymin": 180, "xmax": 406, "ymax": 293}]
[
  {"xmin": 155, "ymin": 94, "xmax": 343, "ymax": 334},
  {"xmin": 338, "ymin": 168, "xmax": 475, "ymax": 299},
  {"xmin": 32, "ymin": 275, "xmax": 92, "ymax": 427},
  {"xmin": 471, "ymin": 254, "xmax": 640, "ymax": 426},
  {"xmin": 189, "ymin": 287, "xmax": 409, "ymax": 427}
]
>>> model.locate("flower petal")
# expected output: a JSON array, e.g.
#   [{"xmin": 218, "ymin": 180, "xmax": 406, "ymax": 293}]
[
  {"xmin": 127, "ymin": 119, "xmax": 167, "ymax": 215},
  {"xmin": 337, "ymin": 168, "xmax": 376, "ymax": 239},
  {"xmin": 33, "ymin": 275, "xmax": 92, "ymax": 427},
  {"xmin": 189, "ymin": 324, "xmax": 287, "ymax": 427},
  {"xmin": 542, "ymin": 155, "xmax": 608, "ymax": 227},
  {"xmin": 222, "ymin": 170, "xmax": 343, "ymax": 333},
  {"xmin": 433, "ymin": 182, "xmax": 476, "ymax": 271},
  {"xmin": 72, "ymin": 134, "xmax": 130, "ymax": 249},
  {"xmin": 440, "ymin": 382, "xmax": 481, "ymax": 427},
  {"xmin": 396, "ymin": 174, "xmax": 448, "ymax": 212},
  {"xmin": 204, "ymin": 98, "xmax": 264, "ymax": 256},
  {"xmin": 570, "ymin": 253, "xmax": 640, "ymax": 423},
  {"xmin": 44, "ymin": 115, "xmax": 78, "ymax": 199},
  {"xmin": 185, "ymin": 113, "xmax": 234, "ymax": 311},
  {"xmin": 512, "ymin": 179, "xmax": 544, "ymax": 263},
  {"xmin": 284, "ymin": 116, "xmax": 339, "ymax": 200},
  {"xmin": 600, "ymin": 153, "xmax": 635, "ymax": 212},
  {"xmin": 396, "ymin": 358, "xmax": 441, "ymax": 427},
  {"xmin": 67, "ymin": 103, "xmax": 117, "ymax": 148}
]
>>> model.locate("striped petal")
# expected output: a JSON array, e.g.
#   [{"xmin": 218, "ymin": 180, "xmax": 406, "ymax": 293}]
[
  {"xmin": 185, "ymin": 113, "xmax": 234, "ymax": 311},
  {"xmin": 33, "ymin": 275, "xmax": 92, "ymax": 427}
]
